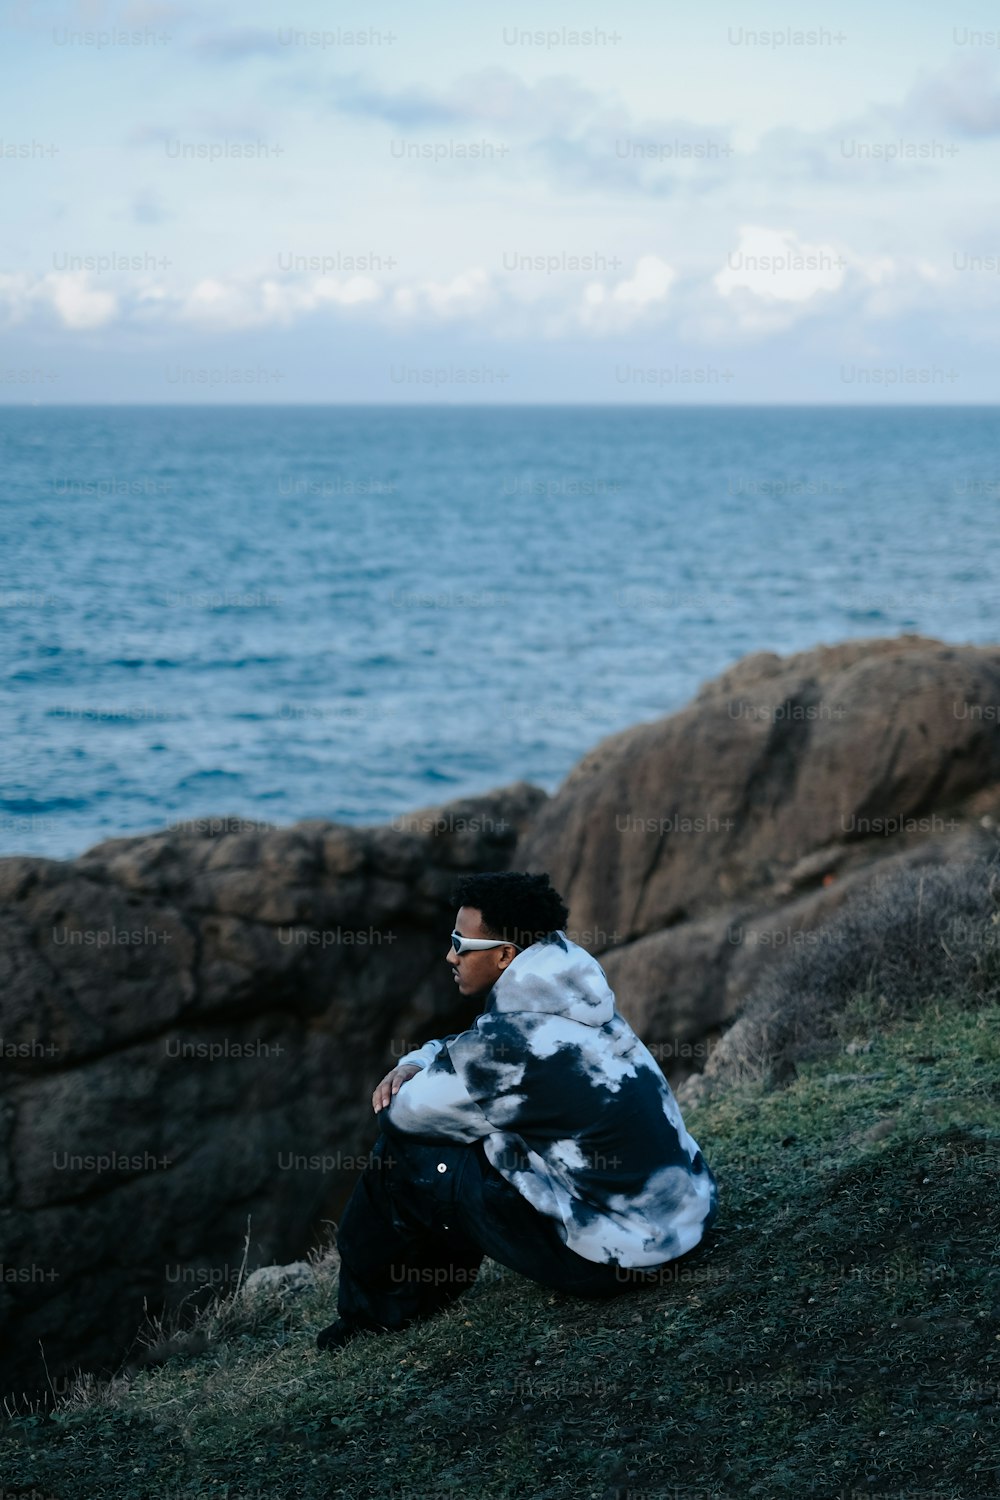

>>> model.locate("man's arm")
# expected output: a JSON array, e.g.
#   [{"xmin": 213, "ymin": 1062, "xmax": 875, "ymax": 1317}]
[
  {"xmin": 393, "ymin": 1034, "xmax": 458, "ymax": 1071},
  {"xmin": 385, "ymin": 1016, "xmax": 526, "ymax": 1143},
  {"xmin": 385, "ymin": 1046, "xmax": 495, "ymax": 1142},
  {"xmin": 371, "ymin": 1033, "xmax": 463, "ymax": 1113}
]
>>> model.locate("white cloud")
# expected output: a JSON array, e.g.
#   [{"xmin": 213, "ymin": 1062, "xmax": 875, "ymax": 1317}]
[
  {"xmin": 714, "ymin": 226, "xmax": 847, "ymax": 305},
  {"xmin": 578, "ymin": 255, "xmax": 677, "ymax": 331},
  {"xmin": 181, "ymin": 277, "xmax": 244, "ymax": 323},
  {"xmin": 0, "ymin": 273, "xmax": 34, "ymax": 326},
  {"xmin": 391, "ymin": 268, "xmax": 495, "ymax": 321},
  {"xmin": 323, "ymin": 66, "xmax": 734, "ymax": 197},
  {"xmin": 610, "ymin": 255, "xmax": 677, "ymax": 306},
  {"xmin": 180, "ymin": 273, "xmax": 382, "ymax": 328},
  {"xmin": 856, "ymin": 255, "xmax": 899, "ymax": 286},
  {"xmin": 0, "ymin": 246, "xmax": 969, "ymax": 352},
  {"xmin": 43, "ymin": 273, "xmax": 118, "ymax": 330},
  {"xmin": 331, "ymin": 67, "xmax": 606, "ymax": 134},
  {"xmin": 257, "ymin": 275, "xmax": 381, "ymax": 322},
  {"xmin": 309, "ymin": 276, "xmax": 381, "ymax": 308},
  {"xmin": 694, "ymin": 236, "xmax": 952, "ymax": 340},
  {"xmin": 0, "ymin": 272, "xmax": 118, "ymax": 331}
]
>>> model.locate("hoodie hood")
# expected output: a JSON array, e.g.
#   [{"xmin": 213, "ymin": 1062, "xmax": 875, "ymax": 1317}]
[{"xmin": 485, "ymin": 931, "xmax": 615, "ymax": 1028}]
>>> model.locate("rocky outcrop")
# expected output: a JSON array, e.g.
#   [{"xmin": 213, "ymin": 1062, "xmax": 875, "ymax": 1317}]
[
  {"xmin": 516, "ymin": 633, "xmax": 1000, "ymax": 1059},
  {"xmin": 3, "ymin": 633, "xmax": 1000, "ymax": 1400},
  {"xmin": 0, "ymin": 783, "xmax": 543, "ymax": 1400}
]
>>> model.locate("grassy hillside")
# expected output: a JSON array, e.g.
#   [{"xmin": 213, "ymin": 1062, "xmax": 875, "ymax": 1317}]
[{"xmin": 3, "ymin": 860, "xmax": 999, "ymax": 1499}]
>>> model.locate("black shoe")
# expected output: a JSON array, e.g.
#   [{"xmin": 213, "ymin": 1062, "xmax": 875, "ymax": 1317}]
[{"xmin": 316, "ymin": 1318, "xmax": 362, "ymax": 1352}]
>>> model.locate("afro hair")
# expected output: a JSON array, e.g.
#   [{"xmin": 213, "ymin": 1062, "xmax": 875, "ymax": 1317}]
[{"xmin": 451, "ymin": 871, "xmax": 569, "ymax": 950}]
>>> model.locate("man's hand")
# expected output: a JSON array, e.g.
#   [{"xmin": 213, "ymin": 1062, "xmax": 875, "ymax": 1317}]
[{"xmin": 372, "ymin": 1064, "xmax": 421, "ymax": 1114}]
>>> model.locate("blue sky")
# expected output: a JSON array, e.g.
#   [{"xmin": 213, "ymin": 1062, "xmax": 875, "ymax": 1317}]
[{"xmin": 3, "ymin": 0, "xmax": 1000, "ymax": 401}]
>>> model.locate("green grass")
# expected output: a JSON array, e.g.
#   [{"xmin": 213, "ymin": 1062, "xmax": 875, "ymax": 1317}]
[{"xmin": 2, "ymin": 989, "xmax": 998, "ymax": 1500}]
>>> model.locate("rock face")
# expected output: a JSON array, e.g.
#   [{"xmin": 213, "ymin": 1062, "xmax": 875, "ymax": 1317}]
[
  {"xmin": 3, "ymin": 633, "xmax": 1000, "ymax": 1399},
  {"xmin": 515, "ymin": 634, "xmax": 1000, "ymax": 1061},
  {"xmin": 0, "ymin": 783, "xmax": 543, "ymax": 1400}
]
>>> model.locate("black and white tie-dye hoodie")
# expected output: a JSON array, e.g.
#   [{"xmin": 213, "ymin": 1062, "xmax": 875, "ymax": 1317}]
[{"xmin": 387, "ymin": 930, "xmax": 719, "ymax": 1268}]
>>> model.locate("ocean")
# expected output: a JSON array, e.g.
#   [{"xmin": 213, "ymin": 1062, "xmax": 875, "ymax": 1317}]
[{"xmin": 1, "ymin": 404, "xmax": 996, "ymax": 859}]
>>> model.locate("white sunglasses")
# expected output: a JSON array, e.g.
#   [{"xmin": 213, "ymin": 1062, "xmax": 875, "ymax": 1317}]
[{"xmin": 450, "ymin": 931, "xmax": 522, "ymax": 955}]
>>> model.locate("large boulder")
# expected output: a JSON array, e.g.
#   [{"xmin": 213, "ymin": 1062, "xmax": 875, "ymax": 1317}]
[{"xmin": 516, "ymin": 634, "xmax": 1000, "ymax": 1054}]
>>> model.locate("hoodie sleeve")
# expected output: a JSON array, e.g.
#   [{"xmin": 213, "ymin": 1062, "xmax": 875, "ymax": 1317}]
[
  {"xmin": 385, "ymin": 1015, "xmax": 525, "ymax": 1143},
  {"xmin": 394, "ymin": 1035, "xmax": 454, "ymax": 1071}
]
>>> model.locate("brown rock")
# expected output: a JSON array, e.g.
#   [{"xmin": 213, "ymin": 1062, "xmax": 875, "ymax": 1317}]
[
  {"xmin": 516, "ymin": 636, "xmax": 1000, "ymax": 1083},
  {"xmin": 515, "ymin": 635, "xmax": 1000, "ymax": 943},
  {"xmin": 0, "ymin": 782, "xmax": 543, "ymax": 1399}
]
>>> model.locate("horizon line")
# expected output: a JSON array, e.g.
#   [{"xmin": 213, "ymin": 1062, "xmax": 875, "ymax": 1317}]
[{"xmin": 1, "ymin": 401, "xmax": 998, "ymax": 411}]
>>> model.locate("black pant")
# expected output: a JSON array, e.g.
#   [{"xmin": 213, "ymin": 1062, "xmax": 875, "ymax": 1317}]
[{"xmin": 334, "ymin": 1114, "xmax": 677, "ymax": 1333}]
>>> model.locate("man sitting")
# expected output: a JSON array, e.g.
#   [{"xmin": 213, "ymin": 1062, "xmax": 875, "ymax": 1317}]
[{"xmin": 317, "ymin": 871, "xmax": 718, "ymax": 1349}]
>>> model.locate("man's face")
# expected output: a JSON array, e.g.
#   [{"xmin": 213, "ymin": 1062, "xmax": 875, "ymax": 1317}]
[{"xmin": 446, "ymin": 905, "xmax": 518, "ymax": 1000}]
